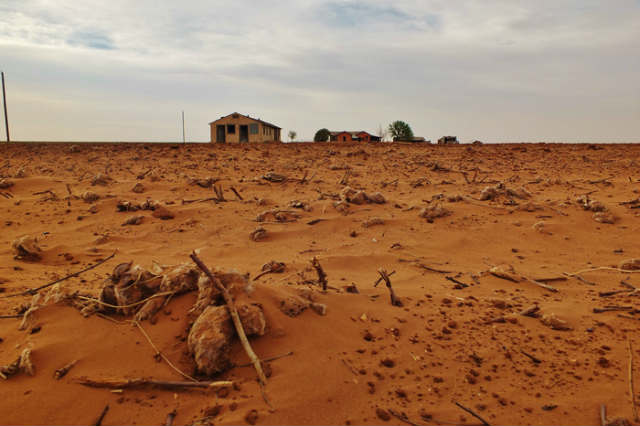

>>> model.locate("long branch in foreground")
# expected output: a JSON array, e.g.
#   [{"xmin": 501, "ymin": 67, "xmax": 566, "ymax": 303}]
[
  {"xmin": 73, "ymin": 377, "xmax": 232, "ymax": 390},
  {"xmin": 0, "ymin": 251, "xmax": 117, "ymax": 299}
]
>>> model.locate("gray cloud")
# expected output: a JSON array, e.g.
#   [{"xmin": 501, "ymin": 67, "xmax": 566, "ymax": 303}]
[{"xmin": 67, "ymin": 30, "xmax": 115, "ymax": 50}]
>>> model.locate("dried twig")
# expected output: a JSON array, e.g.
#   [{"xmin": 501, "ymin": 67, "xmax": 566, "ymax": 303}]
[
  {"xmin": 235, "ymin": 351, "xmax": 294, "ymax": 368},
  {"xmin": 74, "ymin": 377, "xmax": 232, "ymax": 390},
  {"xmin": 414, "ymin": 263, "xmax": 452, "ymax": 274},
  {"xmin": 190, "ymin": 252, "xmax": 267, "ymax": 386},
  {"xmin": 0, "ymin": 252, "xmax": 117, "ymax": 299},
  {"xmin": 54, "ymin": 359, "xmax": 78, "ymax": 379},
  {"xmin": 165, "ymin": 410, "xmax": 177, "ymax": 426},
  {"xmin": 378, "ymin": 269, "xmax": 401, "ymax": 307},
  {"xmin": 133, "ymin": 320, "xmax": 197, "ymax": 382},
  {"xmin": 594, "ymin": 306, "xmax": 634, "ymax": 313},
  {"xmin": 213, "ymin": 184, "xmax": 226, "ymax": 202},
  {"xmin": 310, "ymin": 257, "xmax": 328, "ymax": 291},
  {"xmin": 600, "ymin": 404, "xmax": 607, "ymax": 426},
  {"xmin": 445, "ymin": 276, "xmax": 469, "ymax": 289},
  {"xmin": 374, "ymin": 270, "xmax": 395, "ymax": 287},
  {"xmin": 629, "ymin": 339, "xmax": 638, "ymax": 422},
  {"xmin": 453, "ymin": 401, "xmax": 491, "ymax": 426},
  {"xmin": 230, "ymin": 186, "xmax": 243, "ymax": 201},
  {"xmin": 93, "ymin": 404, "xmax": 109, "ymax": 426},
  {"xmin": 522, "ymin": 277, "xmax": 559, "ymax": 293},
  {"xmin": 520, "ymin": 350, "xmax": 542, "ymax": 364}
]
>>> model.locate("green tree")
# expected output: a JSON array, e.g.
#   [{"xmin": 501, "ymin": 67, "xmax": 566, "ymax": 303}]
[
  {"xmin": 388, "ymin": 121, "xmax": 414, "ymax": 140},
  {"xmin": 314, "ymin": 128, "xmax": 331, "ymax": 142},
  {"xmin": 288, "ymin": 130, "xmax": 297, "ymax": 142}
]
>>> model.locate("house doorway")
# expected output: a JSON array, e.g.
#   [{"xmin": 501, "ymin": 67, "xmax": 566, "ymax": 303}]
[
  {"xmin": 239, "ymin": 125, "xmax": 249, "ymax": 142},
  {"xmin": 216, "ymin": 125, "xmax": 226, "ymax": 143}
]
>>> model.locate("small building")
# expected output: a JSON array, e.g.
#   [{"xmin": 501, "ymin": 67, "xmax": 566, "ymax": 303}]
[
  {"xmin": 393, "ymin": 136, "xmax": 429, "ymax": 143},
  {"xmin": 329, "ymin": 131, "xmax": 380, "ymax": 142},
  {"xmin": 437, "ymin": 136, "xmax": 459, "ymax": 145},
  {"xmin": 209, "ymin": 112, "xmax": 281, "ymax": 143}
]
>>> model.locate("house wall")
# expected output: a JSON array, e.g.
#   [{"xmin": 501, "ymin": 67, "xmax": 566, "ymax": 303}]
[
  {"xmin": 209, "ymin": 115, "xmax": 280, "ymax": 143},
  {"xmin": 334, "ymin": 132, "xmax": 352, "ymax": 142},
  {"xmin": 357, "ymin": 132, "xmax": 371, "ymax": 142}
]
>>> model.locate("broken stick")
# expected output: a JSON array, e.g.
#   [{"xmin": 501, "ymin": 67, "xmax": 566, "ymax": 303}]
[
  {"xmin": 0, "ymin": 251, "xmax": 116, "ymax": 299},
  {"xmin": 230, "ymin": 186, "xmax": 243, "ymax": 201},
  {"xmin": 165, "ymin": 410, "xmax": 177, "ymax": 426},
  {"xmin": 93, "ymin": 404, "xmax": 109, "ymax": 426},
  {"xmin": 373, "ymin": 270, "xmax": 395, "ymax": 287},
  {"xmin": 74, "ymin": 377, "xmax": 232, "ymax": 390},
  {"xmin": 629, "ymin": 339, "xmax": 638, "ymax": 422},
  {"xmin": 310, "ymin": 257, "xmax": 328, "ymax": 291},
  {"xmin": 54, "ymin": 359, "xmax": 78, "ymax": 380},
  {"xmin": 378, "ymin": 269, "xmax": 401, "ymax": 307},
  {"xmin": 453, "ymin": 401, "xmax": 491, "ymax": 426},
  {"xmin": 190, "ymin": 252, "xmax": 267, "ymax": 386}
]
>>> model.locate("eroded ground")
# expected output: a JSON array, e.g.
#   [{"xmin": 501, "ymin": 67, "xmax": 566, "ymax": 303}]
[{"xmin": 0, "ymin": 142, "xmax": 639, "ymax": 425}]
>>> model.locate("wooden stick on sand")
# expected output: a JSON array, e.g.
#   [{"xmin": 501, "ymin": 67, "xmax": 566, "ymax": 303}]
[{"xmin": 190, "ymin": 252, "xmax": 267, "ymax": 386}]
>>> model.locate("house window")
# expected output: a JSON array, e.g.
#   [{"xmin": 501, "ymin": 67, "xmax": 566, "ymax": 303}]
[
  {"xmin": 227, "ymin": 124, "xmax": 235, "ymax": 134},
  {"xmin": 249, "ymin": 123, "xmax": 259, "ymax": 134}
]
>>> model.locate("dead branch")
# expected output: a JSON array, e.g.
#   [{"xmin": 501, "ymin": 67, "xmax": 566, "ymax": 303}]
[
  {"xmin": 532, "ymin": 276, "xmax": 568, "ymax": 283},
  {"xmin": 235, "ymin": 351, "xmax": 294, "ymax": 368},
  {"xmin": 594, "ymin": 306, "xmax": 634, "ymax": 313},
  {"xmin": 230, "ymin": 186, "xmax": 243, "ymax": 201},
  {"xmin": 74, "ymin": 377, "xmax": 232, "ymax": 390},
  {"xmin": 453, "ymin": 401, "xmax": 491, "ymax": 426},
  {"xmin": 378, "ymin": 269, "xmax": 401, "ymax": 307},
  {"xmin": 523, "ymin": 277, "xmax": 559, "ymax": 293},
  {"xmin": 374, "ymin": 270, "xmax": 396, "ymax": 287},
  {"xmin": 54, "ymin": 360, "xmax": 78, "ymax": 379},
  {"xmin": 190, "ymin": 252, "xmax": 267, "ymax": 386},
  {"xmin": 93, "ymin": 404, "xmax": 109, "ymax": 426},
  {"xmin": 413, "ymin": 263, "xmax": 452, "ymax": 274},
  {"xmin": 213, "ymin": 184, "xmax": 226, "ymax": 202},
  {"xmin": 310, "ymin": 257, "xmax": 328, "ymax": 291},
  {"xmin": 520, "ymin": 350, "xmax": 542, "ymax": 364},
  {"xmin": 165, "ymin": 410, "xmax": 177, "ymax": 426},
  {"xmin": 338, "ymin": 169, "xmax": 351, "ymax": 186},
  {"xmin": 629, "ymin": 339, "xmax": 638, "ymax": 422},
  {"xmin": 133, "ymin": 320, "xmax": 196, "ymax": 382},
  {"xmin": 445, "ymin": 276, "xmax": 469, "ymax": 289},
  {"xmin": 0, "ymin": 251, "xmax": 116, "ymax": 299}
]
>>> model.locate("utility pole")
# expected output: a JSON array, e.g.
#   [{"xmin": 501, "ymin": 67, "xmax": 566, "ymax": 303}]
[
  {"xmin": 182, "ymin": 110, "xmax": 185, "ymax": 144},
  {"xmin": 1, "ymin": 72, "xmax": 9, "ymax": 142}
]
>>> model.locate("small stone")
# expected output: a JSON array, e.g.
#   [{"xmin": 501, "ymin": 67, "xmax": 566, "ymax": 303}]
[
  {"xmin": 122, "ymin": 215, "xmax": 144, "ymax": 226},
  {"xmin": 310, "ymin": 302, "xmax": 327, "ymax": 315},
  {"xmin": 619, "ymin": 259, "xmax": 640, "ymax": 271},
  {"xmin": 541, "ymin": 313, "xmax": 572, "ymax": 331},
  {"xmin": 152, "ymin": 206, "xmax": 175, "ymax": 220},
  {"xmin": 367, "ymin": 192, "xmax": 386, "ymax": 204},
  {"xmin": 250, "ymin": 227, "xmax": 267, "ymax": 241},
  {"xmin": 244, "ymin": 409, "xmax": 259, "ymax": 425},
  {"xmin": 131, "ymin": 182, "xmax": 145, "ymax": 193},
  {"xmin": 376, "ymin": 408, "xmax": 391, "ymax": 422},
  {"xmin": 593, "ymin": 211, "xmax": 616, "ymax": 224},
  {"xmin": 81, "ymin": 191, "xmax": 100, "ymax": 203},
  {"xmin": 362, "ymin": 217, "xmax": 385, "ymax": 228}
]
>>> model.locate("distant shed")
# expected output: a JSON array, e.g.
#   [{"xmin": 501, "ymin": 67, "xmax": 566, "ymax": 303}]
[
  {"xmin": 209, "ymin": 112, "xmax": 281, "ymax": 143},
  {"xmin": 330, "ymin": 131, "xmax": 380, "ymax": 142},
  {"xmin": 437, "ymin": 136, "xmax": 459, "ymax": 145}
]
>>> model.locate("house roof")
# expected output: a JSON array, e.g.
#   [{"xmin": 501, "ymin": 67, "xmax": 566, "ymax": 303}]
[
  {"xmin": 209, "ymin": 112, "xmax": 281, "ymax": 129},
  {"xmin": 330, "ymin": 131, "xmax": 374, "ymax": 137}
]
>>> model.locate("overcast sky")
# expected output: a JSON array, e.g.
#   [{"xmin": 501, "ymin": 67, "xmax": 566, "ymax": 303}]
[{"xmin": 1, "ymin": 0, "xmax": 639, "ymax": 142}]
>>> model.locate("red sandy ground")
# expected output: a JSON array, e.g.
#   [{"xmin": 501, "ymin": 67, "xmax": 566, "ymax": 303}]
[{"xmin": 0, "ymin": 142, "xmax": 639, "ymax": 426}]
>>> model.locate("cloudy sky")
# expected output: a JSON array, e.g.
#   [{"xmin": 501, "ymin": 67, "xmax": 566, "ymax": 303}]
[{"xmin": 1, "ymin": 0, "xmax": 639, "ymax": 142}]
